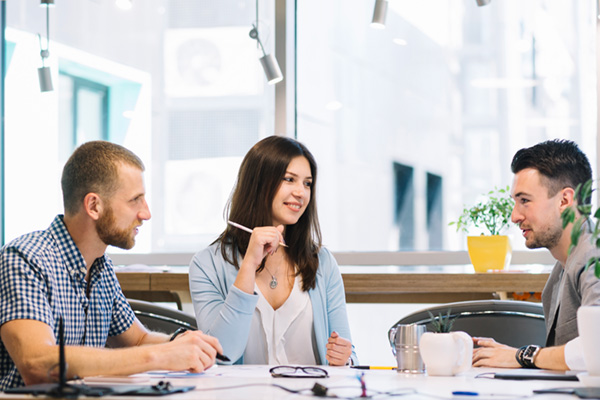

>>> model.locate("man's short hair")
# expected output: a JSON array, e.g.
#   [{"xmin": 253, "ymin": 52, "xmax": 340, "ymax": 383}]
[
  {"xmin": 511, "ymin": 139, "xmax": 592, "ymax": 203},
  {"xmin": 61, "ymin": 141, "xmax": 144, "ymax": 214}
]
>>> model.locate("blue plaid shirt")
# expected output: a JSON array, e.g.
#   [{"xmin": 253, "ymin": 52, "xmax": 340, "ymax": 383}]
[{"xmin": 0, "ymin": 215, "xmax": 135, "ymax": 389}]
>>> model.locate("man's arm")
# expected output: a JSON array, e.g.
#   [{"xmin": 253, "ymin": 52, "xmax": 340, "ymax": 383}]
[
  {"xmin": 472, "ymin": 337, "xmax": 568, "ymax": 370},
  {"xmin": 535, "ymin": 345, "xmax": 568, "ymax": 370},
  {"xmin": 1, "ymin": 319, "xmax": 222, "ymax": 385},
  {"xmin": 105, "ymin": 318, "xmax": 169, "ymax": 348}
]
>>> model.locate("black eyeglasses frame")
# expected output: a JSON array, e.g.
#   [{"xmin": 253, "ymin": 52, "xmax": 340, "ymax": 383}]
[{"xmin": 269, "ymin": 366, "xmax": 329, "ymax": 379}]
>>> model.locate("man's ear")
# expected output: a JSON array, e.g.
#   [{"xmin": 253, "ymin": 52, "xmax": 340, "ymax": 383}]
[
  {"xmin": 559, "ymin": 187, "xmax": 575, "ymax": 211},
  {"xmin": 83, "ymin": 193, "xmax": 103, "ymax": 221}
]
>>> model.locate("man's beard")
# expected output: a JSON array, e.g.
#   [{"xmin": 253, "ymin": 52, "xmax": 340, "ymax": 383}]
[
  {"xmin": 524, "ymin": 222, "xmax": 562, "ymax": 250},
  {"xmin": 96, "ymin": 206, "xmax": 138, "ymax": 250}
]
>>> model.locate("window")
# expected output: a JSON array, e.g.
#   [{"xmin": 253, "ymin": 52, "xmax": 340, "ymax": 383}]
[
  {"xmin": 394, "ymin": 163, "xmax": 415, "ymax": 250},
  {"xmin": 59, "ymin": 74, "xmax": 109, "ymax": 164},
  {"xmin": 0, "ymin": 1, "xmax": 596, "ymax": 255},
  {"xmin": 2, "ymin": 1, "xmax": 276, "ymax": 252},
  {"xmin": 296, "ymin": 0, "xmax": 596, "ymax": 251},
  {"xmin": 427, "ymin": 172, "xmax": 443, "ymax": 250}
]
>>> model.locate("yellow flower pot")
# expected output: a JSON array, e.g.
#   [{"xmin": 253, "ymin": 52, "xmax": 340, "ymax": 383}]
[{"xmin": 467, "ymin": 235, "xmax": 512, "ymax": 273}]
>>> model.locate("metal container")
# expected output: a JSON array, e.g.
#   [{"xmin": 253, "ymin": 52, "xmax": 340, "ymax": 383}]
[{"xmin": 389, "ymin": 324, "xmax": 426, "ymax": 373}]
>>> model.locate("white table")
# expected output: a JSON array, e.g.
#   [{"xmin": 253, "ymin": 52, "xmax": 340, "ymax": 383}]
[{"xmin": 0, "ymin": 366, "xmax": 581, "ymax": 400}]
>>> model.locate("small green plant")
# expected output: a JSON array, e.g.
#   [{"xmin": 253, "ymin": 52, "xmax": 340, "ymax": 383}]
[
  {"xmin": 427, "ymin": 309, "xmax": 457, "ymax": 333},
  {"xmin": 450, "ymin": 186, "xmax": 514, "ymax": 236},
  {"xmin": 560, "ymin": 179, "xmax": 600, "ymax": 277}
]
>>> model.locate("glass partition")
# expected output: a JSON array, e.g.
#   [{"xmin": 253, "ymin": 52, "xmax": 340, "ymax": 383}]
[
  {"xmin": 3, "ymin": 1, "xmax": 276, "ymax": 253},
  {"xmin": 1, "ymin": 0, "xmax": 597, "ymax": 256},
  {"xmin": 296, "ymin": 0, "xmax": 597, "ymax": 252}
]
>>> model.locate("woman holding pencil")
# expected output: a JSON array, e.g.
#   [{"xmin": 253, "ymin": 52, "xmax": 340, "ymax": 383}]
[{"xmin": 189, "ymin": 135, "xmax": 357, "ymax": 366}]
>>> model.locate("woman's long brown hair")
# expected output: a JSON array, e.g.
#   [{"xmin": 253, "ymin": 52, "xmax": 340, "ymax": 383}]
[{"xmin": 215, "ymin": 136, "xmax": 322, "ymax": 291}]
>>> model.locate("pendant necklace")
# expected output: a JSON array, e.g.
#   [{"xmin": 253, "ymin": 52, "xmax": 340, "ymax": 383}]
[{"xmin": 264, "ymin": 265, "xmax": 279, "ymax": 289}]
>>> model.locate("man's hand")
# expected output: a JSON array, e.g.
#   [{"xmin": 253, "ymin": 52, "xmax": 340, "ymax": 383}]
[
  {"xmin": 326, "ymin": 331, "xmax": 352, "ymax": 366},
  {"xmin": 472, "ymin": 337, "xmax": 520, "ymax": 368},
  {"xmin": 164, "ymin": 330, "xmax": 223, "ymax": 372}
]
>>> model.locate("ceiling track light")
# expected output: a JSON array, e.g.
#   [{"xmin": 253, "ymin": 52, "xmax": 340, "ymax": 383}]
[
  {"xmin": 371, "ymin": 0, "xmax": 388, "ymax": 29},
  {"xmin": 38, "ymin": 0, "xmax": 53, "ymax": 92},
  {"xmin": 249, "ymin": 25, "xmax": 283, "ymax": 85},
  {"xmin": 250, "ymin": 0, "xmax": 283, "ymax": 85},
  {"xmin": 476, "ymin": 0, "xmax": 491, "ymax": 6}
]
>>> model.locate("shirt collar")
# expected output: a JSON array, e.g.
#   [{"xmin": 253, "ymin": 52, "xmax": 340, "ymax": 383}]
[{"xmin": 49, "ymin": 215, "xmax": 108, "ymax": 276}]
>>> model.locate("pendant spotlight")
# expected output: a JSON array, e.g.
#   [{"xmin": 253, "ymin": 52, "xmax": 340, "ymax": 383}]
[
  {"xmin": 38, "ymin": 0, "xmax": 53, "ymax": 92},
  {"xmin": 476, "ymin": 0, "xmax": 491, "ymax": 6},
  {"xmin": 249, "ymin": 25, "xmax": 283, "ymax": 85},
  {"xmin": 371, "ymin": 0, "xmax": 388, "ymax": 29},
  {"xmin": 250, "ymin": 0, "xmax": 282, "ymax": 85}
]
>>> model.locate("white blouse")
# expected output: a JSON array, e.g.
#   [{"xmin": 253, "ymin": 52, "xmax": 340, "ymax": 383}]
[{"xmin": 243, "ymin": 275, "xmax": 318, "ymax": 365}]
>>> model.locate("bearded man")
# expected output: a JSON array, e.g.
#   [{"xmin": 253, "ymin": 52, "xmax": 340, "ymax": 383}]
[
  {"xmin": 472, "ymin": 139, "xmax": 600, "ymax": 371},
  {"xmin": 0, "ymin": 141, "xmax": 222, "ymax": 390}
]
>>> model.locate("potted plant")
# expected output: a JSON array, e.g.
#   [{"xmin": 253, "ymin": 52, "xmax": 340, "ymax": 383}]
[
  {"xmin": 419, "ymin": 309, "xmax": 473, "ymax": 376},
  {"xmin": 427, "ymin": 309, "xmax": 457, "ymax": 333},
  {"xmin": 450, "ymin": 186, "xmax": 514, "ymax": 272}
]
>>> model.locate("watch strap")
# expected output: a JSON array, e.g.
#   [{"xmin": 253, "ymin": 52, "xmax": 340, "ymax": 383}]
[
  {"xmin": 517, "ymin": 344, "xmax": 541, "ymax": 368},
  {"xmin": 169, "ymin": 327, "xmax": 187, "ymax": 342}
]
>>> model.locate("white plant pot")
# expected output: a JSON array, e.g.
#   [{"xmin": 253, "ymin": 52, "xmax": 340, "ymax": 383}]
[{"xmin": 419, "ymin": 331, "xmax": 473, "ymax": 376}]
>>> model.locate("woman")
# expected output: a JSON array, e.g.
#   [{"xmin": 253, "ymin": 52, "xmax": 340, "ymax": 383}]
[{"xmin": 189, "ymin": 136, "xmax": 357, "ymax": 366}]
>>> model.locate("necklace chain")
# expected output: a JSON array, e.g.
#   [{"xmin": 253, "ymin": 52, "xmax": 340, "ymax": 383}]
[{"xmin": 263, "ymin": 264, "xmax": 279, "ymax": 289}]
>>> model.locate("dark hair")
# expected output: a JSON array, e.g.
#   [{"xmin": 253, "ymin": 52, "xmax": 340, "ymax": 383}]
[
  {"xmin": 511, "ymin": 139, "xmax": 592, "ymax": 203},
  {"xmin": 61, "ymin": 141, "xmax": 145, "ymax": 214},
  {"xmin": 216, "ymin": 136, "xmax": 322, "ymax": 291}
]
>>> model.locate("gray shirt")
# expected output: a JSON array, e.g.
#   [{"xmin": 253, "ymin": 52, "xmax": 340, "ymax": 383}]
[{"xmin": 542, "ymin": 227, "xmax": 600, "ymax": 346}]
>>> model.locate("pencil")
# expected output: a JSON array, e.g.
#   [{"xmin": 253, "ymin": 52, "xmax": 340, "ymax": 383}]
[{"xmin": 227, "ymin": 220, "xmax": 288, "ymax": 248}]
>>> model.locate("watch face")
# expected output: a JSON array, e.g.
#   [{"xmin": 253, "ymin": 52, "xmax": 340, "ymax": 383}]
[{"xmin": 523, "ymin": 345, "xmax": 540, "ymax": 362}]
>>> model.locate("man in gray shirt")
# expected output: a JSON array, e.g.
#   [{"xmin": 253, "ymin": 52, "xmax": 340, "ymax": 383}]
[{"xmin": 472, "ymin": 139, "xmax": 600, "ymax": 370}]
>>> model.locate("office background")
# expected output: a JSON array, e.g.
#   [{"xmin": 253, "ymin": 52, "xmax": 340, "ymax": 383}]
[
  {"xmin": 0, "ymin": 0, "xmax": 597, "ymax": 364},
  {"xmin": 1, "ymin": 0, "xmax": 596, "ymax": 253}
]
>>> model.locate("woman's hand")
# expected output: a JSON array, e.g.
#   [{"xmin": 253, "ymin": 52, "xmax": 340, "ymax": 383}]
[
  {"xmin": 234, "ymin": 225, "xmax": 285, "ymax": 294},
  {"xmin": 243, "ymin": 225, "xmax": 285, "ymax": 268},
  {"xmin": 326, "ymin": 331, "xmax": 353, "ymax": 366}
]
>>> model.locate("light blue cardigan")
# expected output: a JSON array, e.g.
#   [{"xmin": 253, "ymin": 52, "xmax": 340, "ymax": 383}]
[{"xmin": 189, "ymin": 243, "xmax": 358, "ymax": 365}]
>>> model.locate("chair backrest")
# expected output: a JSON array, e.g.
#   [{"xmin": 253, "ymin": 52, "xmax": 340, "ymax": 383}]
[
  {"xmin": 389, "ymin": 300, "xmax": 546, "ymax": 349},
  {"xmin": 128, "ymin": 298, "xmax": 197, "ymax": 334}
]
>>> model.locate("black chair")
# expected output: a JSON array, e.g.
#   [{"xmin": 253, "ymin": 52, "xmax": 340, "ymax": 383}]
[
  {"xmin": 389, "ymin": 300, "xmax": 546, "ymax": 349},
  {"xmin": 128, "ymin": 298, "xmax": 197, "ymax": 334}
]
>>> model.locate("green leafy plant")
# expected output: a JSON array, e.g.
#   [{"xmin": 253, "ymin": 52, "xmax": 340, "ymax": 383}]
[
  {"xmin": 427, "ymin": 309, "xmax": 458, "ymax": 333},
  {"xmin": 450, "ymin": 186, "xmax": 515, "ymax": 236},
  {"xmin": 560, "ymin": 179, "xmax": 600, "ymax": 277}
]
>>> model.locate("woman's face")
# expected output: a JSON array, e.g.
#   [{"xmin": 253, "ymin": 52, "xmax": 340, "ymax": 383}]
[{"xmin": 271, "ymin": 156, "xmax": 312, "ymax": 227}]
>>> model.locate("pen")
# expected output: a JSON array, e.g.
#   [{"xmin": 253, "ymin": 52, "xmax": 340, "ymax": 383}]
[
  {"xmin": 227, "ymin": 220, "xmax": 288, "ymax": 248},
  {"xmin": 351, "ymin": 365, "xmax": 397, "ymax": 370},
  {"xmin": 170, "ymin": 328, "xmax": 230, "ymax": 362},
  {"xmin": 452, "ymin": 392, "xmax": 479, "ymax": 396}
]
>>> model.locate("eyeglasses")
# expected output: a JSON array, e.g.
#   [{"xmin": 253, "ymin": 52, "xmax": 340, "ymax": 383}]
[{"xmin": 269, "ymin": 366, "xmax": 329, "ymax": 378}]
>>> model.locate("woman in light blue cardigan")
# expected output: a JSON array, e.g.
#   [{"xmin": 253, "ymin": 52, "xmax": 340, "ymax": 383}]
[{"xmin": 189, "ymin": 136, "xmax": 357, "ymax": 366}]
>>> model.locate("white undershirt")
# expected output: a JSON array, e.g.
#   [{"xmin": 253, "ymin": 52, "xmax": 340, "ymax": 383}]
[
  {"xmin": 243, "ymin": 275, "xmax": 317, "ymax": 365},
  {"xmin": 565, "ymin": 336, "xmax": 585, "ymax": 370}
]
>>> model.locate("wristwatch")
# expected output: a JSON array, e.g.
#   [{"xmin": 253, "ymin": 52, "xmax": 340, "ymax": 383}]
[
  {"xmin": 169, "ymin": 327, "xmax": 187, "ymax": 342},
  {"xmin": 518, "ymin": 344, "xmax": 541, "ymax": 368}
]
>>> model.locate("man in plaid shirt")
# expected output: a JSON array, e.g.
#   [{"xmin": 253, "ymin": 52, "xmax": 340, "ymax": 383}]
[{"xmin": 0, "ymin": 141, "xmax": 222, "ymax": 389}]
